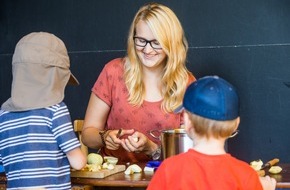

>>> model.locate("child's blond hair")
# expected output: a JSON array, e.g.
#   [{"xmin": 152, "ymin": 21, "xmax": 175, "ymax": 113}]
[{"xmin": 187, "ymin": 111, "xmax": 239, "ymax": 139}]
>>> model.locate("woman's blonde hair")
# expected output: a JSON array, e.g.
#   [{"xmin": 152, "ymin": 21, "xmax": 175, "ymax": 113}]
[
  {"xmin": 187, "ymin": 111, "xmax": 239, "ymax": 139},
  {"xmin": 124, "ymin": 2, "xmax": 192, "ymax": 112}
]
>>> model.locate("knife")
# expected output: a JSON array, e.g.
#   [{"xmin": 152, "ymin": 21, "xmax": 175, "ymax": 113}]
[
  {"xmin": 116, "ymin": 128, "xmax": 122, "ymax": 138},
  {"xmin": 260, "ymin": 158, "xmax": 279, "ymax": 170}
]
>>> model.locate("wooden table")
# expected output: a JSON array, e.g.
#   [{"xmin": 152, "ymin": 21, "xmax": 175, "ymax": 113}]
[{"xmin": 1, "ymin": 163, "xmax": 290, "ymax": 189}]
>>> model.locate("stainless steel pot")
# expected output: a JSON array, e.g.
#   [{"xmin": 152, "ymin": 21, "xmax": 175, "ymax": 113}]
[{"xmin": 150, "ymin": 128, "xmax": 194, "ymax": 160}]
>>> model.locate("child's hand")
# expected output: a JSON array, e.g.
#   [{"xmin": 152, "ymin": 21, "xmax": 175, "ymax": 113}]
[{"xmin": 259, "ymin": 175, "xmax": 276, "ymax": 190}]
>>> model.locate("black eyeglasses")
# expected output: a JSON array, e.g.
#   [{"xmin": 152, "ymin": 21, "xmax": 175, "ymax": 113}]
[{"xmin": 133, "ymin": 37, "xmax": 162, "ymax": 50}]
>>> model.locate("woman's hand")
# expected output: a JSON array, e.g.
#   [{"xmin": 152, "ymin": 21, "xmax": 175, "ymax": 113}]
[
  {"xmin": 104, "ymin": 129, "xmax": 134, "ymax": 150},
  {"xmin": 120, "ymin": 130, "xmax": 157, "ymax": 155},
  {"xmin": 103, "ymin": 130, "xmax": 122, "ymax": 150}
]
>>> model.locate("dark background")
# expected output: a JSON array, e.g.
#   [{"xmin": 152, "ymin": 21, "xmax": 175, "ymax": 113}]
[{"xmin": 1, "ymin": 0, "xmax": 290, "ymax": 164}]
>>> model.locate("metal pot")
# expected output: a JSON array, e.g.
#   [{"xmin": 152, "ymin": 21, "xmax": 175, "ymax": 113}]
[{"xmin": 150, "ymin": 128, "xmax": 194, "ymax": 160}]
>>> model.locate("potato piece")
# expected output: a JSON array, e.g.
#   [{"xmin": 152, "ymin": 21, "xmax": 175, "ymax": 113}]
[
  {"xmin": 102, "ymin": 162, "xmax": 109, "ymax": 169},
  {"xmin": 250, "ymin": 159, "xmax": 263, "ymax": 171},
  {"xmin": 107, "ymin": 163, "xmax": 115, "ymax": 170},
  {"xmin": 88, "ymin": 164, "xmax": 101, "ymax": 172},
  {"xmin": 132, "ymin": 136, "xmax": 139, "ymax": 142},
  {"xmin": 269, "ymin": 166, "xmax": 282, "ymax": 174},
  {"xmin": 124, "ymin": 164, "xmax": 142, "ymax": 175},
  {"xmin": 104, "ymin": 156, "xmax": 118, "ymax": 165}
]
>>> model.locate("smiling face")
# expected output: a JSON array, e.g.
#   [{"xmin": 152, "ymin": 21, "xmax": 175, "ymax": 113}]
[{"xmin": 134, "ymin": 20, "xmax": 166, "ymax": 69}]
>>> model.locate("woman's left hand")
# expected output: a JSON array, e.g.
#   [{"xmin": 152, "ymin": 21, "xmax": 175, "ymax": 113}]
[{"xmin": 120, "ymin": 131, "xmax": 151, "ymax": 153}]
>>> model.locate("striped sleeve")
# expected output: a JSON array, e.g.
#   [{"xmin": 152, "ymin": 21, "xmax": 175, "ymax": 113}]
[{"xmin": 51, "ymin": 103, "xmax": 80, "ymax": 153}]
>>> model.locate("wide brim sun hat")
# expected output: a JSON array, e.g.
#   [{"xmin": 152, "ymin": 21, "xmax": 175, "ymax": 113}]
[{"xmin": 1, "ymin": 32, "xmax": 79, "ymax": 112}]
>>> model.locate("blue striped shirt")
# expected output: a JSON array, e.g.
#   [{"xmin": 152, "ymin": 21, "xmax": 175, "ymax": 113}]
[{"xmin": 0, "ymin": 102, "xmax": 80, "ymax": 189}]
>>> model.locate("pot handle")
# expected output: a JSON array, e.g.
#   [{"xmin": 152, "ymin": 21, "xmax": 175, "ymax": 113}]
[{"xmin": 149, "ymin": 129, "xmax": 161, "ymax": 140}]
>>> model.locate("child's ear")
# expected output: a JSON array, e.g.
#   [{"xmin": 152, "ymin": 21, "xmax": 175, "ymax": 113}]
[
  {"xmin": 234, "ymin": 117, "xmax": 240, "ymax": 130},
  {"xmin": 184, "ymin": 112, "xmax": 194, "ymax": 130},
  {"xmin": 183, "ymin": 112, "xmax": 196, "ymax": 140},
  {"xmin": 229, "ymin": 117, "xmax": 240, "ymax": 138}
]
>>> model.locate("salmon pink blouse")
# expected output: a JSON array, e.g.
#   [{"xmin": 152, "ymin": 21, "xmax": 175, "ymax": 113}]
[{"xmin": 92, "ymin": 58, "xmax": 195, "ymax": 163}]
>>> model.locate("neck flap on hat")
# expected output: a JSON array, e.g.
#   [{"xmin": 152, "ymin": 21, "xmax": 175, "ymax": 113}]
[{"xmin": 1, "ymin": 32, "xmax": 77, "ymax": 112}]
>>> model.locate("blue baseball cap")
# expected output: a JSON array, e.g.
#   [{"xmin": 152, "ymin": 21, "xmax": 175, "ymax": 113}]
[{"xmin": 176, "ymin": 76, "xmax": 239, "ymax": 121}]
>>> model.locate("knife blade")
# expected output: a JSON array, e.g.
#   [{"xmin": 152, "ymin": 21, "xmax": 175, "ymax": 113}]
[
  {"xmin": 260, "ymin": 158, "xmax": 279, "ymax": 170},
  {"xmin": 116, "ymin": 128, "xmax": 122, "ymax": 138}
]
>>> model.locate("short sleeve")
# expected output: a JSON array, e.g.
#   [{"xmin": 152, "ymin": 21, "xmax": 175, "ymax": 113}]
[
  {"xmin": 51, "ymin": 102, "xmax": 80, "ymax": 153},
  {"xmin": 92, "ymin": 58, "xmax": 124, "ymax": 107}
]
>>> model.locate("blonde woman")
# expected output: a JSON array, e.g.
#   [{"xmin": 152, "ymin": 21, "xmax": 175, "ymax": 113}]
[{"xmin": 82, "ymin": 2, "xmax": 195, "ymax": 163}]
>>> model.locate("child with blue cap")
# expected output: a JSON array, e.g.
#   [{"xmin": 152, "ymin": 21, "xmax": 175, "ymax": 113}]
[{"xmin": 147, "ymin": 76, "xmax": 276, "ymax": 190}]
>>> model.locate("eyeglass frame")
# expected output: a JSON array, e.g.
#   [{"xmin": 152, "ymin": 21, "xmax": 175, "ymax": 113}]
[{"xmin": 133, "ymin": 36, "xmax": 162, "ymax": 50}]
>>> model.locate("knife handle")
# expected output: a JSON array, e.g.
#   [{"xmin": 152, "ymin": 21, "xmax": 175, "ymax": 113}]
[
  {"xmin": 266, "ymin": 158, "xmax": 279, "ymax": 166},
  {"xmin": 257, "ymin": 170, "xmax": 265, "ymax": 177}
]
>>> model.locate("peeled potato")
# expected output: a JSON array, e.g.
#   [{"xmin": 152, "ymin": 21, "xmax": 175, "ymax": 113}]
[
  {"xmin": 250, "ymin": 159, "xmax": 263, "ymax": 171},
  {"xmin": 107, "ymin": 163, "xmax": 115, "ymax": 170},
  {"xmin": 102, "ymin": 162, "xmax": 115, "ymax": 170},
  {"xmin": 104, "ymin": 156, "xmax": 118, "ymax": 165},
  {"xmin": 87, "ymin": 153, "xmax": 103, "ymax": 165},
  {"xmin": 124, "ymin": 164, "xmax": 142, "ymax": 175},
  {"xmin": 132, "ymin": 136, "xmax": 138, "ymax": 142},
  {"xmin": 269, "ymin": 166, "xmax": 282, "ymax": 174}
]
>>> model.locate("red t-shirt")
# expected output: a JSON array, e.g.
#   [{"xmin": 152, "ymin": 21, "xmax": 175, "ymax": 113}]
[
  {"xmin": 92, "ymin": 58, "xmax": 195, "ymax": 163},
  {"xmin": 147, "ymin": 149, "xmax": 263, "ymax": 190}
]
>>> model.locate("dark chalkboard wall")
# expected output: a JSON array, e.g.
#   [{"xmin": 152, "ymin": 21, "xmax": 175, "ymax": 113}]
[{"xmin": 1, "ymin": 0, "xmax": 290, "ymax": 163}]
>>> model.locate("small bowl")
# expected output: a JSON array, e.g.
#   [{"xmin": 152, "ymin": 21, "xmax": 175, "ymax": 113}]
[{"xmin": 104, "ymin": 156, "xmax": 118, "ymax": 165}]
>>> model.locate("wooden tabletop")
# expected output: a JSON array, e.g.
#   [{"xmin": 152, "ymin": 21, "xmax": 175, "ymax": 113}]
[{"xmin": 1, "ymin": 163, "xmax": 290, "ymax": 188}]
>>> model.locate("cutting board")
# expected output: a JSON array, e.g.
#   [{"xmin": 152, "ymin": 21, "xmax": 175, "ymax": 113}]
[{"xmin": 71, "ymin": 165, "xmax": 126, "ymax": 178}]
